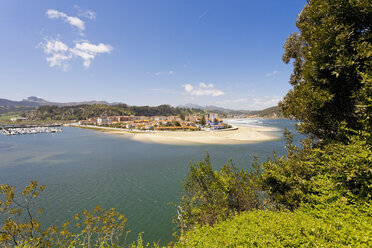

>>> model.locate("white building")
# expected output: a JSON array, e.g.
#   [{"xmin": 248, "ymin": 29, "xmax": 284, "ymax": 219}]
[
  {"xmin": 97, "ymin": 117, "xmax": 113, "ymax": 125},
  {"xmin": 10, "ymin": 117, "xmax": 28, "ymax": 122}
]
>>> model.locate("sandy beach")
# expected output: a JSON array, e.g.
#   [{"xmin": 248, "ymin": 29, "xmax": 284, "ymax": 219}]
[{"xmin": 76, "ymin": 125, "xmax": 280, "ymax": 145}]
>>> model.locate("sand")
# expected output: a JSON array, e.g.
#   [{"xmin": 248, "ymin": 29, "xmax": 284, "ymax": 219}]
[{"xmin": 76, "ymin": 125, "xmax": 280, "ymax": 145}]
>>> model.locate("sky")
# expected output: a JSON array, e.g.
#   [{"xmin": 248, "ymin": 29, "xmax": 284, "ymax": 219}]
[{"xmin": 0, "ymin": 0, "xmax": 306, "ymax": 110}]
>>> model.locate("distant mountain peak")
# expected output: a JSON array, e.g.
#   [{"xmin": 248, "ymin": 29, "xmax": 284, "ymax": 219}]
[
  {"xmin": 178, "ymin": 103, "xmax": 204, "ymax": 109},
  {"xmin": 178, "ymin": 103, "xmax": 245, "ymax": 112},
  {"xmin": 23, "ymin": 96, "xmax": 48, "ymax": 103}
]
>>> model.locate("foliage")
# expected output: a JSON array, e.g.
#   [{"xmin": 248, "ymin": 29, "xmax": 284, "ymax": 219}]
[
  {"xmin": 0, "ymin": 181, "xmax": 46, "ymax": 247},
  {"xmin": 0, "ymin": 106, "xmax": 36, "ymax": 115},
  {"xmin": 174, "ymin": 127, "xmax": 371, "ymax": 245},
  {"xmin": 127, "ymin": 233, "xmax": 160, "ymax": 248},
  {"xmin": 261, "ymin": 130, "xmax": 372, "ymax": 210},
  {"xmin": 176, "ymin": 153, "xmax": 261, "ymax": 231},
  {"xmin": 280, "ymin": 0, "xmax": 372, "ymax": 140},
  {"xmin": 174, "ymin": 202, "xmax": 372, "ymax": 248},
  {"xmin": 0, "ymin": 113, "xmax": 20, "ymax": 122},
  {"xmin": 179, "ymin": 112, "xmax": 185, "ymax": 121},
  {"xmin": 355, "ymin": 70, "xmax": 372, "ymax": 143},
  {"xmin": 199, "ymin": 116, "xmax": 206, "ymax": 126},
  {"xmin": 249, "ymin": 106, "xmax": 282, "ymax": 118},
  {"xmin": 0, "ymin": 182, "xmax": 129, "ymax": 248},
  {"xmin": 26, "ymin": 104, "xmax": 204, "ymax": 121},
  {"xmin": 53, "ymin": 205, "xmax": 129, "ymax": 248}
]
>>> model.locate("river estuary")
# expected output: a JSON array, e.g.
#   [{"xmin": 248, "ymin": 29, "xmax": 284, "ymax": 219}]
[{"xmin": 0, "ymin": 119, "xmax": 299, "ymax": 245}]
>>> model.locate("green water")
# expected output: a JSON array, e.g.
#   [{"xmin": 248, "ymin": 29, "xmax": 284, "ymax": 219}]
[{"xmin": 0, "ymin": 119, "xmax": 298, "ymax": 245}]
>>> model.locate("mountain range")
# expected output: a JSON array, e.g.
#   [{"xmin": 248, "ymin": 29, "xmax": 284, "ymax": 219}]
[
  {"xmin": 0, "ymin": 96, "xmax": 114, "ymax": 107},
  {"xmin": 177, "ymin": 103, "xmax": 251, "ymax": 114},
  {"xmin": 0, "ymin": 97, "xmax": 281, "ymax": 118},
  {"xmin": 178, "ymin": 103, "xmax": 281, "ymax": 117}
]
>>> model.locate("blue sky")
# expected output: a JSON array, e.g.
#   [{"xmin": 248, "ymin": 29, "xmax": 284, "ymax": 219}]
[{"xmin": 0, "ymin": 0, "xmax": 306, "ymax": 110}]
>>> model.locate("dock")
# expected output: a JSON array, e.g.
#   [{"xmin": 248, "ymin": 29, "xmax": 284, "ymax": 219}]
[{"xmin": 0, "ymin": 124, "xmax": 63, "ymax": 136}]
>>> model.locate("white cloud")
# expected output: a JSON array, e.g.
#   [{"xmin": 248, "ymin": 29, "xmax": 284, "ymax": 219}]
[
  {"xmin": 74, "ymin": 5, "xmax": 97, "ymax": 20},
  {"xmin": 40, "ymin": 38, "xmax": 72, "ymax": 71},
  {"xmin": 249, "ymin": 96, "xmax": 283, "ymax": 109},
  {"xmin": 46, "ymin": 9, "xmax": 85, "ymax": 31},
  {"xmin": 41, "ymin": 8, "xmax": 113, "ymax": 70},
  {"xmin": 40, "ymin": 38, "xmax": 113, "ymax": 69},
  {"xmin": 71, "ymin": 42, "xmax": 113, "ymax": 68},
  {"xmin": 265, "ymin": 70, "xmax": 279, "ymax": 77},
  {"xmin": 155, "ymin": 70, "xmax": 175, "ymax": 76},
  {"xmin": 183, "ymin": 84, "xmax": 194, "ymax": 92},
  {"xmin": 199, "ymin": 82, "xmax": 214, "ymax": 89},
  {"xmin": 215, "ymin": 98, "xmax": 247, "ymax": 104},
  {"xmin": 182, "ymin": 82, "xmax": 225, "ymax": 97},
  {"xmin": 80, "ymin": 10, "xmax": 96, "ymax": 20}
]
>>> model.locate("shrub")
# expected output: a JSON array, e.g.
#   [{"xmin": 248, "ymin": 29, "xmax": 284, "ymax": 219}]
[
  {"xmin": 174, "ymin": 202, "xmax": 372, "ymax": 248},
  {"xmin": 176, "ymin": 153, "xmax": 261, "ymax": 231},
  {"xmin": 261, "ymin": 131, "xmax": 372, "ymax": 209}
]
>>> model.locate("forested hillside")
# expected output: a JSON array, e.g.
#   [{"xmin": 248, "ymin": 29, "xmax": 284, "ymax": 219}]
[
  {"xmin": 25, "ymin": 104, "xmax": 204, "ymax": 120},
  {"xmin": 250, "ymin": 106, "xmax": 282, "ymax": 118}
]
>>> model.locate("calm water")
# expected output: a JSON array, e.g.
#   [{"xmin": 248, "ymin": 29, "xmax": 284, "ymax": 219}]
[{"xmin": 0, "ymin": 119, "xmax": 298, "ymax": 245}]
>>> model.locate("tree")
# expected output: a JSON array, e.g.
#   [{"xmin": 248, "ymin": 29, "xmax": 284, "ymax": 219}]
[
  {"xmin": 280, "ymin": 0, "xmax": 372, "ymax": 141},
  {"xmin": 0, "ymin": 181, "xmax": 46, "ymax": 247},
  {"xmin": 200, "ymin": 116, "xmax": 206, "ymax": 127},
  {"xmin": 180, "ymin": 112, "xmax": 185, "ymax": 121},
  {"xmin": 0, "ymin": 182, "xmax": 129, "ymax": 247},
  {"xmin": 176, "ymin": 153, "xmax": 260, "ymax": 231}
]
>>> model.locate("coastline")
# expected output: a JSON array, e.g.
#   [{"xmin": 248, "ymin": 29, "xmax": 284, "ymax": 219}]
[{"xmin": 70, "ymin": 124, "xmax": 280, "ymax": 145}]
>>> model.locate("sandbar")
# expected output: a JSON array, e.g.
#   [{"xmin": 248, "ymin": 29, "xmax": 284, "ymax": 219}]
[{"xmin": 74, "ymin": 125, "xmax": 280, "ymax": 145}]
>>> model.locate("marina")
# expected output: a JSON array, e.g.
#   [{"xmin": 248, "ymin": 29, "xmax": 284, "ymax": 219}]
[{"xmin": 1, "ymin": 124, "xmax": 63, "ymax": 135}]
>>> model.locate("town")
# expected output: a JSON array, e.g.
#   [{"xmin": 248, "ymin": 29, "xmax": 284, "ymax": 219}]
[{"xmin": 77, "ymin": 113, "xmax": 231, "ymax": 131}]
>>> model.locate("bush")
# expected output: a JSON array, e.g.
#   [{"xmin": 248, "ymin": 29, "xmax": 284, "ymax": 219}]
[
  {"xmin": 174, "ymin": 202, "xmax": 372, "ymax": 248},
  {"xmin": 0, "ymin": 182, "xmax": 129, "ymax": 248},
  {"xmin": 261, "ymin": 131, "xmax": 372, "ymax": 209},
  {"xmin": 176, "ymin": 153, "xmax": 261, "ymax": 231}
]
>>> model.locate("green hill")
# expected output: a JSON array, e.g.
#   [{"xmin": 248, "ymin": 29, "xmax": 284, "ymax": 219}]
[{"xmin": 249, "ymin": 106, "xmax": 282, "ymax": 118}]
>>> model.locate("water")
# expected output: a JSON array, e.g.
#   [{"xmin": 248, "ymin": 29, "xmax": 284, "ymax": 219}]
[{"xmin": 0, "ymin": 119, "xmax": 298, "ymax": 245}]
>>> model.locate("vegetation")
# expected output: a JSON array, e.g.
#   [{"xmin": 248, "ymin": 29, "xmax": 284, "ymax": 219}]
[
  {"xmin": 0, "ymin": 113, "xmax": 19, "ymax": 122},
  {"xmin": 0, "ymin": 106, "xmax": 36, "ymax": 115},
  {"xmin": 249, "ymin": 106, "xmax": 282, "ymax": 118},
  {"xmin": 199, "ymin": 115, "xmax": 206, "ymax": 127},
  {"xmin": 1, "ymin": 0, "xmax": 371, "ymax": 247},
  {"xmin": 174, "ymin": 203, "xmax": 371, "ymax": 247},
  {"xmin": 173, "ymin": 0, "xmax": 372, "ymax": 246},
  {"xmin": 0, "ymin": 182, "xmax": 129, "ymax": 248},
  {"xmin": 176, "ymin": 154, "xmax": 261, "ymax": 231},
  {"xmin": 280, "ymin": 0, "xmax": 371, "ymax": 140},
  {"xmin": 261, "ymin": 131, "xmax": 371, "ymax": 209},
  {"xmin": 26, "ymin": 104, "xmax": 204, "ymax": 121}
]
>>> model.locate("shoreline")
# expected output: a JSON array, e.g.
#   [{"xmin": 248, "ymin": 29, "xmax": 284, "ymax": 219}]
[{"xmin": 69, "ymin": 124, "xmax": 281, "ymax": 145}]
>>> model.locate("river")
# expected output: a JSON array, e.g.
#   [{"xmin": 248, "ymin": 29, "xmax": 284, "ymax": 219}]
[{"xmin": 0, "ymin": 119, "xmax": 299, "ymax": 245}]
